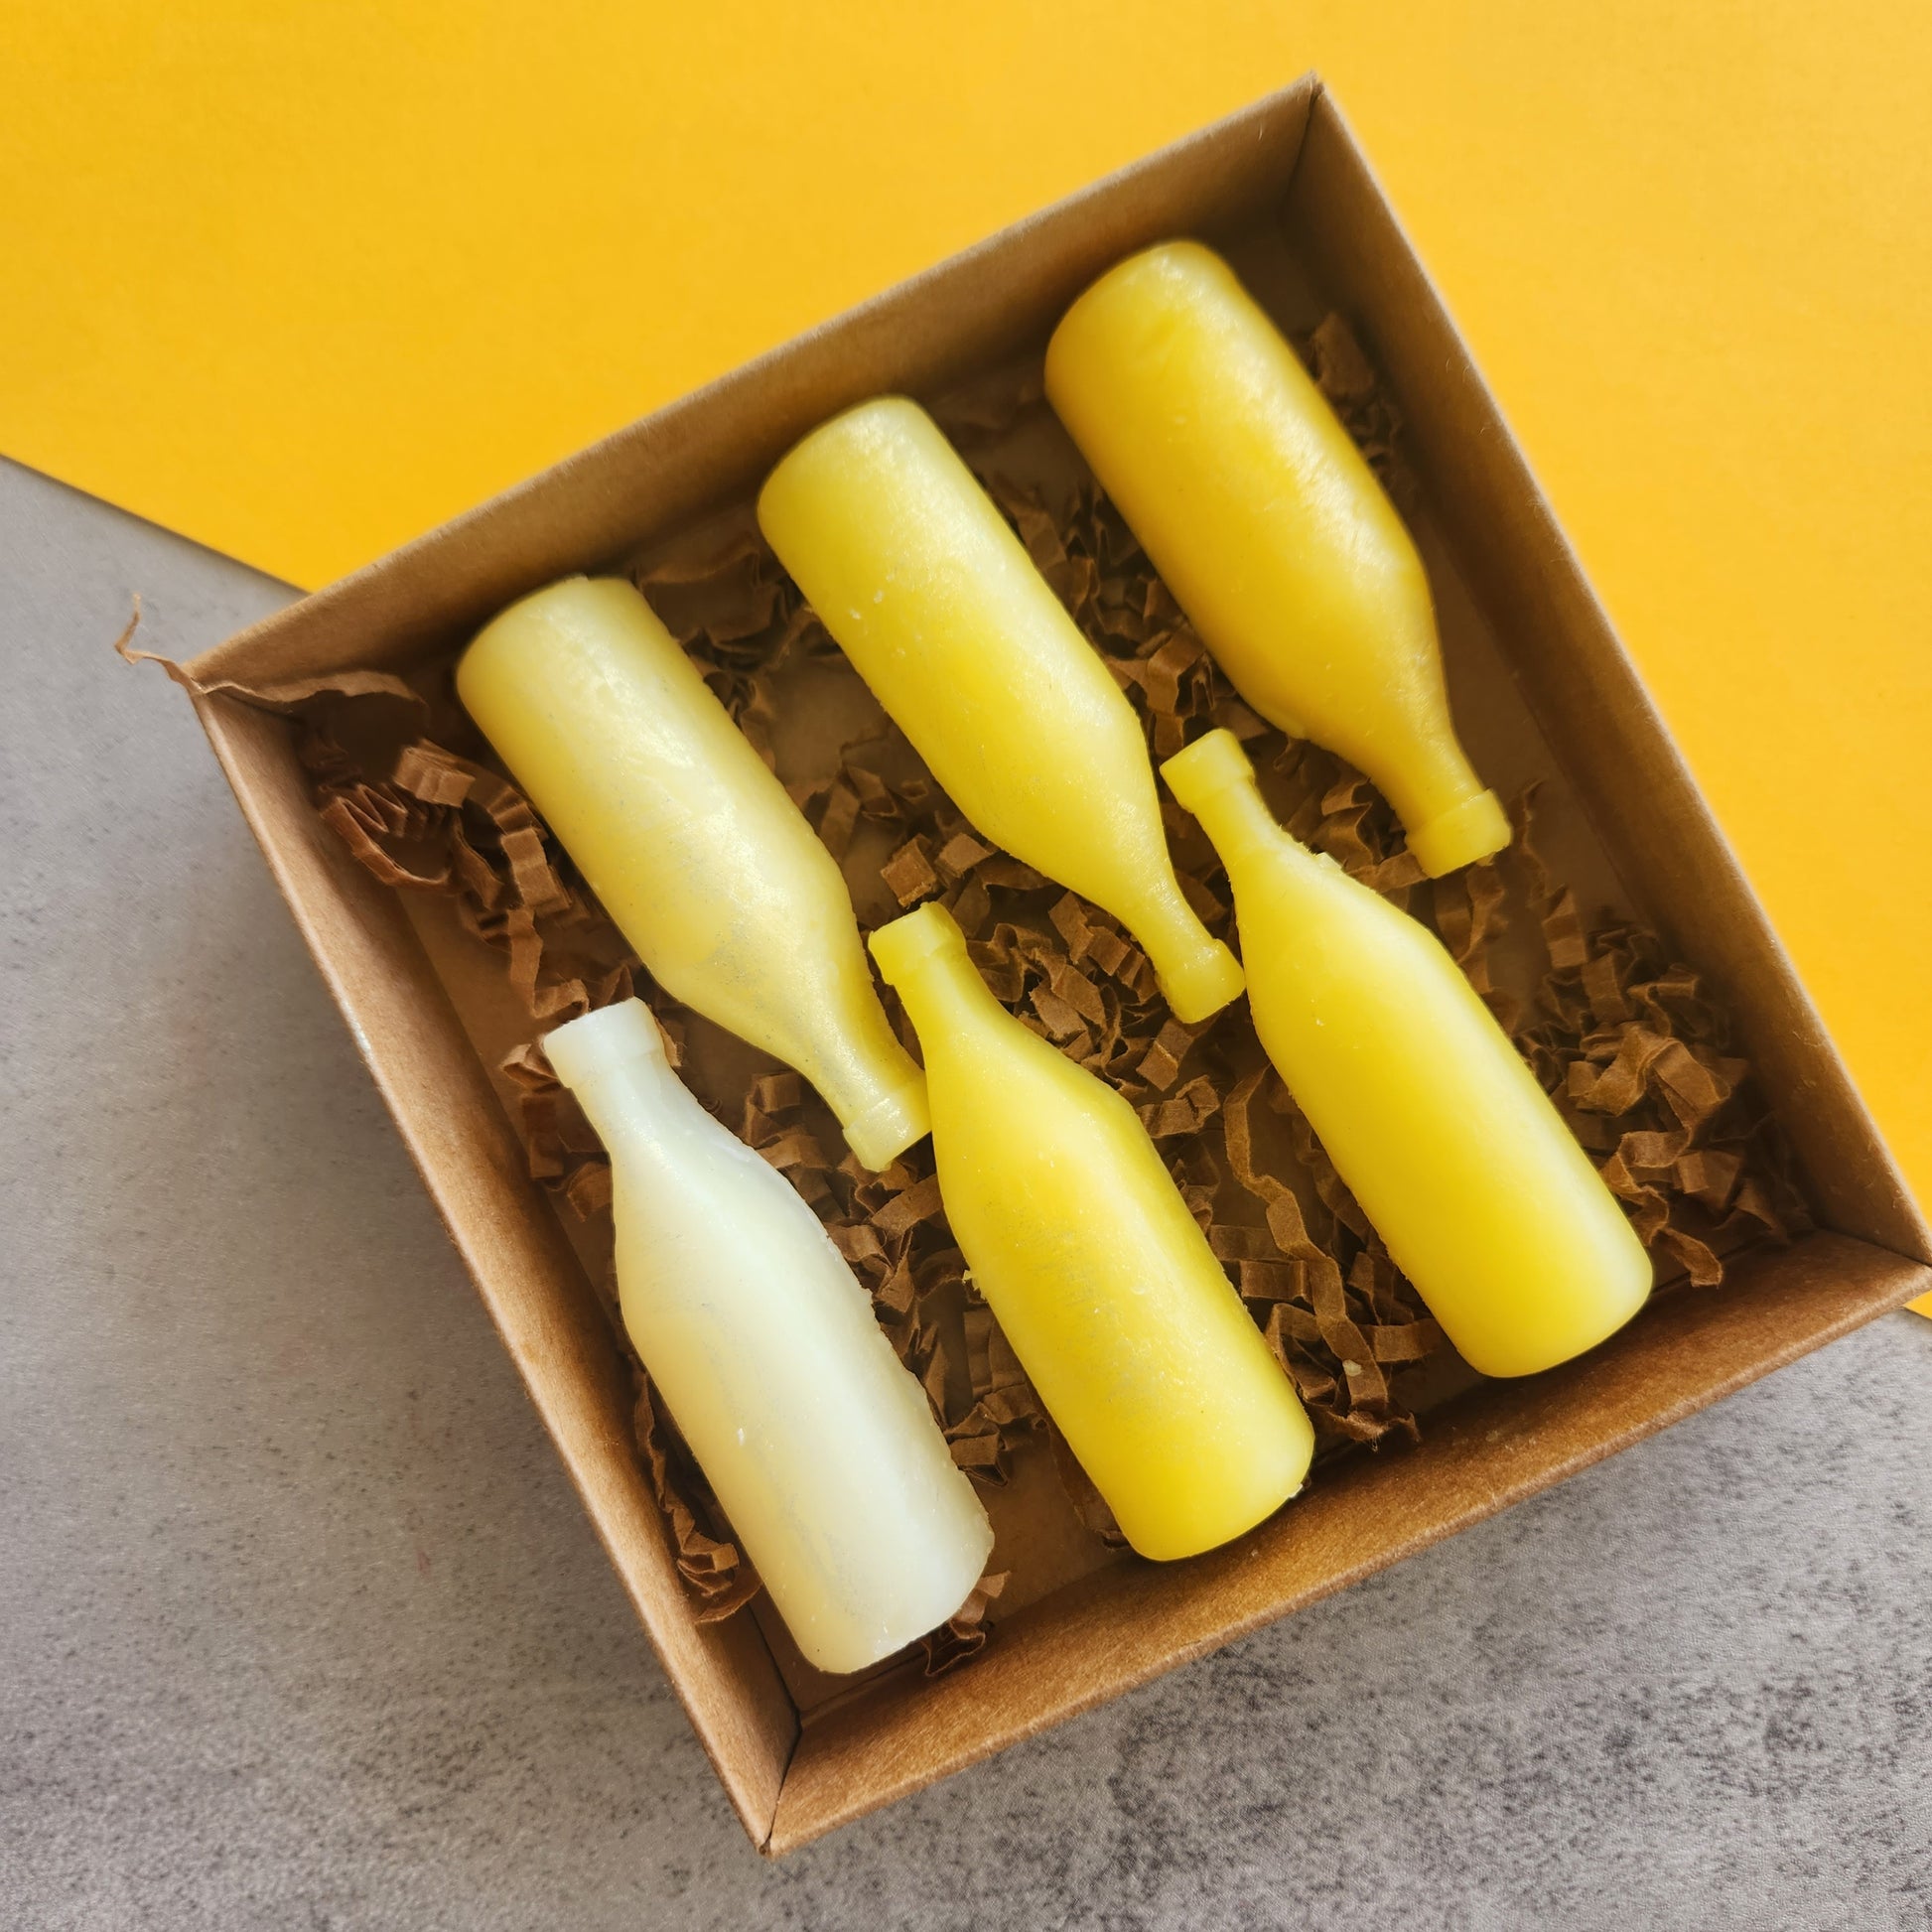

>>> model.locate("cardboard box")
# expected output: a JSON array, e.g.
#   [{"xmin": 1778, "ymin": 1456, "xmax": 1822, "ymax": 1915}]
[{"xmin": 175, "ymin": 76, "xmax": 1931, "ymax": 1854}]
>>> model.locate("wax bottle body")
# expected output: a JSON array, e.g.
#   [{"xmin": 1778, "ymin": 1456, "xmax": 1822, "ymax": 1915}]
[
  {"xmin": 759, "ymin": 396, "xmax": 1242, "ymax": 1025},
  {"xmin": 457, "ymin": 577, "xmax": 926, "ymax": 1169},
  {"xmin": 543, "ymin": 1000, "xmax": 993, "ymax": 1675},
  {"xmin": 1045, "ymin": 241, "xmax": 1509, "ymax": 878},
  {"xmin": 869, "ymin": 902, "xmax": 1312, "ymax": 1561},
  {"xmin": 1163, "ymin": 731, "xmax": 1651, "ymax": 1377}
]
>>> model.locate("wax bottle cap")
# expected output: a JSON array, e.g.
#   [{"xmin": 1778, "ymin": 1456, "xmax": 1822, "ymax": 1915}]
[
  {"xmin": 1143, "ymin": 919, "xmax": 1245, "ymax": 1026},
  {"xmin": 868, "ymin": 899, "xmax": 967, "ymax": 990},
  {"xmin": 1406, "ymin": 787, "xmax": 1511, "ymax": 878},
  {"xmin": 541, "ymin": 999, "xmax": 669, "ymax": 1092},
  {"xmin": 1160, "ymin": 727, "xmax": 1257, "ymax": 818},
  {"xmin": 841, "ymin": 1076, "xmax": 931, "ymax": 1170}
]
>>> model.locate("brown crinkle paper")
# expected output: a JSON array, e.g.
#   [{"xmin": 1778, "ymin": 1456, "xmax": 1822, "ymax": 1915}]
[{"xmin": 136, "ymin": 317, "xmax": 1809, "ymax": 1676}]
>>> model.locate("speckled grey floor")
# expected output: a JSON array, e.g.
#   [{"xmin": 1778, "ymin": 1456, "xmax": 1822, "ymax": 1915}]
[{"xmin": 2, "ymin": 453, "xmax": 1929, "ymax": 1931}]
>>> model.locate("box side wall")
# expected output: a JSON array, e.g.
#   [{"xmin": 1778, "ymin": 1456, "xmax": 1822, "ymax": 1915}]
[
  {"xmin": 1279, "ymin": 94, "xmax": 1929, "ymax": 1267},
  {"xmin": 190, "ymin": 694, "xmax": 800, "ymax": 1842},
  {"xmin": 767, "ymin": 1231, "xmax": 1927, "ymax": 1852},
  {"xmin": 182, "ymin": 79, "xmax": 1320, "ymax": 693}
]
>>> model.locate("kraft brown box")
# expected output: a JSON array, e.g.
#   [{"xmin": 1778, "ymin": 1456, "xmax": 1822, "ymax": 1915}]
[{"xmin": 174, "ymin": 76, "xmax": 1931, "ymax": 1854}]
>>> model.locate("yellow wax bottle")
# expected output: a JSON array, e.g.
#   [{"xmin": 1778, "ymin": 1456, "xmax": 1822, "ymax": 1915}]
[
  {"xmin": 1045, "ymin": 240, "xmax": 1510, "ymax": 879},
  {"xmin": 758, "ymin": 396, "xmax": 1243, "ymax": 1025},
  {"xmin": 458, "ymin": 577, "xmax": 927, "ymax": 1170},
  {"xmin": 1163, "ymin": 730, "xmax": 1651, "ymax": 1378},
  {"xmin": 869, "ymin": 900, "xmax": 1313, "ymax": 1561}
]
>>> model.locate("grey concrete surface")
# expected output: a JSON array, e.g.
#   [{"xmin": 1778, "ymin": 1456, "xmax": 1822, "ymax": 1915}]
[{"xmin": 2, "ymin": 452, "xmax": 1929, "ymax": 1931}]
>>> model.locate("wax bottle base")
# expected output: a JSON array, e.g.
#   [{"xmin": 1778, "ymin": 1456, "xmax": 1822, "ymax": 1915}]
[
  {"xmin": 1445, "ymin": 1270, "xmax": 1654, "ymax": 1380},
  {"xmin": 1406, "ymin": 788, "xmax": 1511, "ymax": 878},
  {"xmin": 1124, "ymin": 1489, "xmax": 1303, "ymax": 1565},
  {"xmin": 799, "ymin": 1518, "xmax": 997, "ymax": 1676},
  {"xmin": 1117, "ymin": 1435, "xmax": 1313, "ymax": 1564}
]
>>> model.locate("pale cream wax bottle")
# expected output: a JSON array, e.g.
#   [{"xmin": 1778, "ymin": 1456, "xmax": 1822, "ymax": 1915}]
[
  {"xmin": 1046, "ymin": 240, "xmax": 1511, "ymax": 879},
  {"xmin": 457, "ymin": 577, "xmax": 927, "ymax": 1170},
  {"xmin": 758, "ymin": 396, "xmax": 1243, "ymax": 1025},
  {"xmin": 1163, "ymin": 730, "xmax": 1651, "ymax": 1377},
  {"xmin": 543, "ymin": 999, "xmax": 993, "ymax": 1674},
  {"xmin": 870, "ymin": 900, "xmax": 1314, "ymax": 1561}
]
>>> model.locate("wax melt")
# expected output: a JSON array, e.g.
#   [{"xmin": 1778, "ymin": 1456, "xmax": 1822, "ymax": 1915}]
[
  {"xmin": 759, "ymin": 397, "xmax": 1243, "ymax": 1024},
  {"xmin": 1164, "ymin": 730, "xmax": 1651, "ymax": 1377},
  {"xmin": 458, "ymin": 577, "xmax": 926, "ymax": 1169},
  {"xmin": 545, "ymin": 999, "xmax": 993, "ymax": 1674},
  {"xmin": 870, "ymin": 901, "xmax": 1312, "ymax": 1561},
  {"xmin": 1046, "ymin": 241, "xmax": 1509, "ymax": 878}
]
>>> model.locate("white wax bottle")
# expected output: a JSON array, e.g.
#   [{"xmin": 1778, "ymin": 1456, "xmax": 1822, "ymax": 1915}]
[{"xmin": 543, "ymin": 999, "xmax": 993, "ymax": 1674}]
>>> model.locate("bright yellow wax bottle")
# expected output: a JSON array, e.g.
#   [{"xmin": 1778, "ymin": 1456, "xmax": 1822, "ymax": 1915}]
[
  {"xmin": 759, "ymin": 396, "xmax": 1243, "ymax": 1025},
  {"xmin": 457, "ymin": 576, "xmax": 927, "ymax": 1169},
  {"xmin": 1045, "ymin": 241, "xmax": 1510, "ymax": 879},
  {"xmin": 869, "ymin": 900, "xmax": 1313, "ymax": 1561},
  {"xmin": 1163, "ymin": 730, "xmax": 1652, "ymax": 1378}
]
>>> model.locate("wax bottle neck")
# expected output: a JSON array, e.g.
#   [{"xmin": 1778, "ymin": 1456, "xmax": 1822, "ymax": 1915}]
[
  {"xmin": 1117, "ymin": 877, "xmax": 1240, "ymax": 1024},
  {"xmin": 869, "ymin": 901, "xmax": 1008, "ymax": 1067},
  {"xmin": 794, "ymin": 1011, "xmax": 929, "ymax": 1173},
  {"xmin": 1161, "ymin": 728, "xmax": 1337, "ymax": 907},
  {"xmin": 1180, "ymin": 768, "xmax": 1287, "ymax": 874},
  {"xmin": 571, "ymin": 1049, "xmax": 702, "ymax": 1155},
  {"xmin": 542, "ymin": 1000, "xmax": 707, "ymax": 1158},
  {"xmin": 889, "ymin": 939, "xmax": 1003, "ymax": 1048}
]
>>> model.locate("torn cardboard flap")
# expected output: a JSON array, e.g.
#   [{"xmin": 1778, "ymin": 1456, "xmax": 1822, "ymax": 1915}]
[{"xmin": 135, "ymin": 316, "xmax": 1811, "ymax": 1675}]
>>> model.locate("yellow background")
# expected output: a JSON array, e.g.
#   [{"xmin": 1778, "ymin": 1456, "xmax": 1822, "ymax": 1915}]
[{"xmin": 4, "ymin": 3, "xmax": 1928, "ymax": 1295}]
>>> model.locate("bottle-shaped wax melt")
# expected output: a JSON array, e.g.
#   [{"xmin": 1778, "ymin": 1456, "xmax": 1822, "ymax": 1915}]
[
  {"xmin": 543, "ymin": 999, "xmax": 993, "ymax": 1674},
  {"xmin": 1163, "ymin": 730, "xmax": 1650, "ymax": 1377},
  {"xmin": 1045, "ymin": 241, "xmax": 1510, "ymax": 879},
  {"xmin": 758, "ymin": 397, "xmax": 1243, "ymax": 1025},
  {"xmin": 458, "ymin": 577, "xmax": 927, "ymax": 1170},
  {"xmin": 868, "ymin": 901, "xmax": 1312, "ymax": 1560}
]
